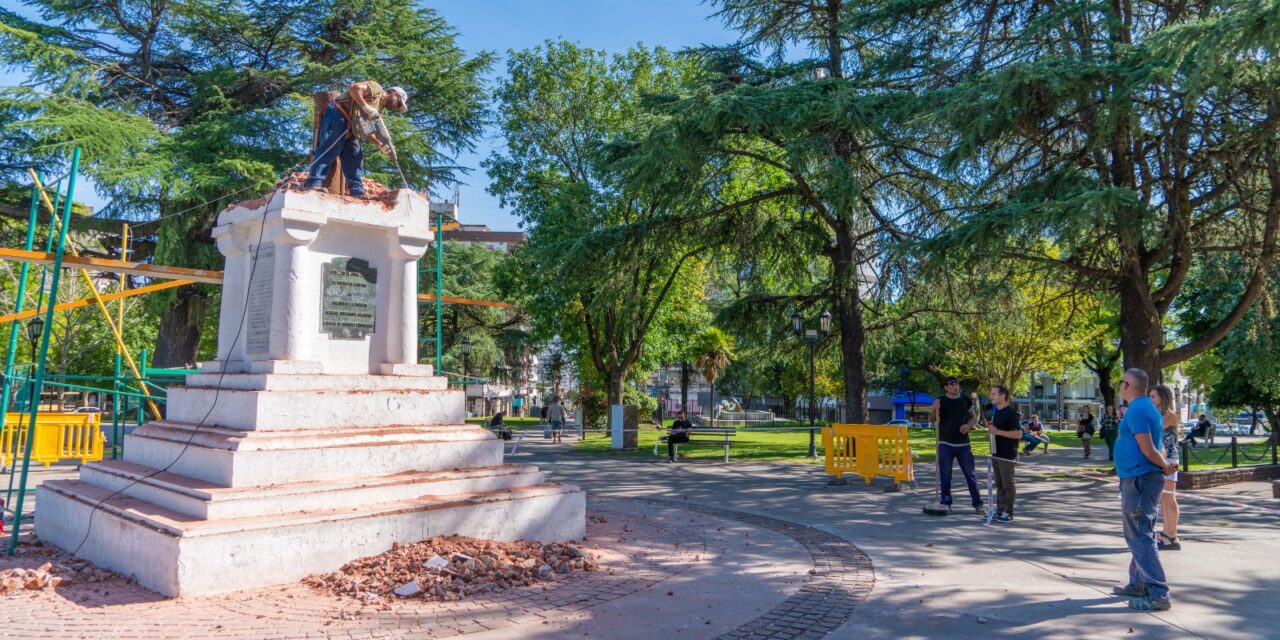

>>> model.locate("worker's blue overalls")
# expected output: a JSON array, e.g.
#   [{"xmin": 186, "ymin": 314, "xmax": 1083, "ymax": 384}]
[{"xmin": 304, "ymin": 101, "xmax": 366, "ymax": 196}]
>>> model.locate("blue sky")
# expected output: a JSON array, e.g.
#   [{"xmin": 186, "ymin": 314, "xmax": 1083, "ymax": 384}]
[
  {"xmin": 431, "ymin": 0, "xmax": 736, "ymax": 229},
  {"xmin": 0, "ymin": 0, "xmax": 736, "ymax": 229}
]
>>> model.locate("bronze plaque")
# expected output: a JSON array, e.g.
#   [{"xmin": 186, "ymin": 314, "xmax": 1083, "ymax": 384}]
[{"xmin": 321, "ymin": 257, "xmax": 377, "ymax": 339}]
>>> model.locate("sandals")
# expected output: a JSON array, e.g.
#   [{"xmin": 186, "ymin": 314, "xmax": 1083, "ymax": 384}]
[{"xmin": 1156, "ymin": 532, "xmax": 1182, "ymax": 551}]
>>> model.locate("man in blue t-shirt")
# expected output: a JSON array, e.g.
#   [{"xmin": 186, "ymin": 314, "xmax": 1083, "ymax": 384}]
[{"xmin": 1111, "ymin": 368, "xmax": 1179, "ymax": 611}]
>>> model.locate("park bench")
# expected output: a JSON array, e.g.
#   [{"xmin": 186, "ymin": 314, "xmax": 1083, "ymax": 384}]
[{"xmin": 654, "ymin": 427, "xmax": 737, "ymax": 462}]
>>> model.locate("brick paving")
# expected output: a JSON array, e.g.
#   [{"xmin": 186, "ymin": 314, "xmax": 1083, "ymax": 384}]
[
  {"xmin": 630, "ymin": 499, "xmax": 874, "ymax": 640},
  {"xmin": 0, "ymin": 496, "xmax": 873, "ymax": 639},
  {"xmin": 0, "ymin": 499, "xmax": 699, "ymax": 639}
]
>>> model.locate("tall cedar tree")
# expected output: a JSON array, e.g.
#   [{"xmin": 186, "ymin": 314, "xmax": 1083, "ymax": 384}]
[
  {"xmin": 0, "ymin": 0, "xmax": 489, "ymax": 366},
  {"xmin": 915, "ymin": 0, "xmax": 1280, "ymax": 381}
]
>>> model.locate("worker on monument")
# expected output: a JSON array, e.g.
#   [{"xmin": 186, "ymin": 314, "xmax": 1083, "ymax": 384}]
[{"xmin": 303, "ymin": 81, "xmax": 409, "ymax": 197}]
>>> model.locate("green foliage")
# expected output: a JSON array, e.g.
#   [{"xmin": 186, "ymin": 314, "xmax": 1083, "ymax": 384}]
[
  {"xmin": 489, "ymin": 41, "xmax": 708, "ymax": 405},
  {"xmin": 1, "ymin": 0, "xmax": 491, "ymax": 364},
  {"xmin": 691, "ymin": 327, "xmax": 736, "ymax": 386}
]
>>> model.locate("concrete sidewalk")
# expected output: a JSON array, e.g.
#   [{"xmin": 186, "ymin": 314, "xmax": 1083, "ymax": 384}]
[{"xmin": 517, "ymin": 439, "xmax": 1280, "ymax": 640}]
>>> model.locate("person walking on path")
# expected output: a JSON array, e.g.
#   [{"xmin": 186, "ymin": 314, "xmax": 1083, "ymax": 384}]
[
  {"xmin": 931, "ymin": 377, "xmax": 984, "ymax": 515},
  {"xmin": 987, "ymin": 385, "xmax": 1022, "ymax": 522},
  {"xmin": 1077, "ymin": 406, "xmax": 1096, "ymax": 459},
  {"xmin": 547, "ymin": 398, "xmax": 567, "ymax": 443},
  {"xmin": 1100, "ymin": 405, "xmax": 1121, "ymax": 461},
  {"xmin": 666, "ymin": 411, "xmax": 693, "ymax": 462},
  {"xmin": 1112, "ymin": 368, "xmax": 1178, "ymax": 611},
  {"xmin": 1151, "ymin": 384, "xmax": 1182, "ymax": 551}
]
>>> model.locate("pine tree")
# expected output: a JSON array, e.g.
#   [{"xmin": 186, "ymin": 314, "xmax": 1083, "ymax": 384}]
[{"xmin": 0, "ymin": 0, "xmax": 491, "ymax": 365}]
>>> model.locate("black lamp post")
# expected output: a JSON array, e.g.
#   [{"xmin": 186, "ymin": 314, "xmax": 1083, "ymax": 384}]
[
  {"xmin": 792, "ymin": 309, "xmax": 832, "ymax": 458},
  {"xmin": 26, "ymin": 316, "xmax": 44, "ymax": 349}
]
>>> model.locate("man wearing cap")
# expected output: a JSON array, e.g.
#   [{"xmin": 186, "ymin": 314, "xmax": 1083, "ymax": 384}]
[
  {"xmin": 304, "ymin": 80, "xmax": 409, "ymax": 197},
  {"xmin": 931, "ymin": 377, "xmax": 985, "ymax": 514}
]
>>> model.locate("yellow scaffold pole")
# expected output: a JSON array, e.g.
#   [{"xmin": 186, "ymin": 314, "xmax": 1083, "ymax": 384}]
[{"xmin": 27, "ymin": 170, "xmax": 163, "ymax": 421}]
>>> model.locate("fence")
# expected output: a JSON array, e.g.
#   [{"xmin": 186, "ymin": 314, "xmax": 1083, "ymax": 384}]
[
  {"xmin": 1, "ymin": 411, "xmax": 103, "ymax": 469},
  {"xmin": 1181, "ymin": 434, "xmax": 1278, "ymax": 472},
  {"xmin": 822, "ymin": 424, "xmax": 914, "ymax": 486}
]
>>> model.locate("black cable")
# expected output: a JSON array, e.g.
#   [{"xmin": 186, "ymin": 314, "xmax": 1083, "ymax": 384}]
[
  {"xmin": 63, "ymin": 133, "xmax": 350, "ymax": 554},
  {"xmin": 68, "ymin": 202, "xmax": 270, "ymax": 556}
]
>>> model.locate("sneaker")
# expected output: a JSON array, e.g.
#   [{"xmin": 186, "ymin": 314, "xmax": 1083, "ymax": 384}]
[
  {"xmin": 1127, "ymin": 596, "xmax": 1171, "ymax": 611},
  {"xmin": 996, "ymin": 512, "xmax": 1013, "ymax": 522},
  {"xmin": 1112, "ymin": 584, "xmax": 1147, "ymax": 598},
  {"xmin": 304, "ymin": 186, "xmax": 328, "ymax": 194},
  {"xmin": 974, "ymin": 504, "xmax": 986, "ymax": 515}
]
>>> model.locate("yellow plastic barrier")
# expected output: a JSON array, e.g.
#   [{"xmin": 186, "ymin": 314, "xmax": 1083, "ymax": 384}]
[
  {"xmin": 823, "ymin": 423, "xmax": 914, "ymax": 486},
  {"xmin": 1, "ymin": 412, "xmax": 103, "ymax": 468}
]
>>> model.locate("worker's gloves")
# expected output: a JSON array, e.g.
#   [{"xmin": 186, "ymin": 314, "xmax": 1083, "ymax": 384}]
[{"xmin": 362, "ymin": 105, "xmax": 379, "ymax": 120}]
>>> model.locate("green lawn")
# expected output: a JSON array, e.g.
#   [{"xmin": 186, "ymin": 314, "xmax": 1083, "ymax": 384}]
[
  {"xmin": 571, "ymin": 425, "xmax": 1085, "ymax": 464},
  {"xmin": 1182, "ymin": 440, "xmax": 1275, "ymax": 471}
]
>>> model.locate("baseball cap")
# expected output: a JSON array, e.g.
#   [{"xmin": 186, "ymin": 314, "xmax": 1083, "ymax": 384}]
[{"xmin": 387, "ymin": 86, "xmax": 409, "ymax": 112}]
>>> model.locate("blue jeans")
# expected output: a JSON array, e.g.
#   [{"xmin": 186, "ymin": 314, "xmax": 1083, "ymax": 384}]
[
  {"xmin": 304, "ymin": 103, "xmax": 366, "ymax": 195},
  {"xmin": 1022, "ymin": 431, "xmax": 1048, "ymax": 451},
  {"xmin": 937, "ymin": 444, "xmax": 982, "ymax": 507},
  {"xmin": 1120, "ymin": 472, "xmax": 1170, "ymax": 599}
]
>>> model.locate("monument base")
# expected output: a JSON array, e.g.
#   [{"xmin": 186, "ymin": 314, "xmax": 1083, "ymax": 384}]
[
  {"xmin": 37, "ymin": 478, "xmax": 583, "ymax": 597},
  {"xmin": 34, "ymin": 372, "xmax": 585, "ymax": 598}
]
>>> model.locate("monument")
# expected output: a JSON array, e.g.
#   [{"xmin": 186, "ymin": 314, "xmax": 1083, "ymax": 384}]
[{"xmin": 35, "ymin": 188, "xmax": 585, "ymax": 597}]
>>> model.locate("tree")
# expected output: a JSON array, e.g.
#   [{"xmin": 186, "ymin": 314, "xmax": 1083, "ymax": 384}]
[
  {"xmin": 489, "ymin": 41, "xmax": 706, "ymax": 407},
  {"xmin": 691, "ymin": 327, "xmax": 735, "ymax": 426},
  {"xmin": 916, "ymin": 1, "xmax": 1280, "ymax": 381},
  {"xmin": 610, "ymin": 0, "xmax": 936, "ymax": 422},
  {"xmin": 1, "ymin": 0, "xmax": 491, "ymax": 366}
]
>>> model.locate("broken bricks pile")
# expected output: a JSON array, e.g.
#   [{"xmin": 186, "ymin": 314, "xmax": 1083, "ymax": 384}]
[
  {"xmin": 0, "ymin": 562, "xmax": 64, "ymax": 594},
  {"xmin": 304, "ymin": 534, "xmax": 599, "ymax": 604}
]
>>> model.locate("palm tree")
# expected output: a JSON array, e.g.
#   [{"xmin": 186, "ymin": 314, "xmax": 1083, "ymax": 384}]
[{"xmin": 692, "ymin": 327, "xmax": 736, "ymax": 428}]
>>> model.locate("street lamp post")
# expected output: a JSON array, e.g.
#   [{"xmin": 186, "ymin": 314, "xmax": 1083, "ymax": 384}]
[
  {"xmin": 793, "ymin": 310, "xmax": 832, "ymax": 458},
  {"xmin": 24, "ymin": 317, "xmax": 43, "ymax": 408}
]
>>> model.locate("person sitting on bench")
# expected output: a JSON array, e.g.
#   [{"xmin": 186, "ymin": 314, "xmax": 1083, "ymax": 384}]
[
  {"xmin": 1182, "ymin": 413, "xmax": 1211, "ymax": 448},
  {"xmin": 667, "ymin": 411, "xmax": 692, "ymax": 462},
  {"xmin": 1022, "ymin": 414, "xmax": 1051, "ymax": 454}
]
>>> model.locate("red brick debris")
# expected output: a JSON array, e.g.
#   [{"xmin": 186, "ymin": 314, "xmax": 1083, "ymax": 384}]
[
  {"xmin": 231, "ymin": 172, "xmax": 398, "ymax": 211},
  {"xmin": 303, "ymin": 534, "xmax": 600, "ymax": 604},
  {"xmin": 273, "ymin": 171, "xmax": 394, "ymax": 198},
  {"xmin": 0, "ymin": 540, "xmax": 122, "ymax": 596}
]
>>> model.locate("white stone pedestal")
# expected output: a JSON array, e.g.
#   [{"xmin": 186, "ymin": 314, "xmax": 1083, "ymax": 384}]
[{"xmin": 35, "ymin": 189, "xmax": 584, "ymax": 597}]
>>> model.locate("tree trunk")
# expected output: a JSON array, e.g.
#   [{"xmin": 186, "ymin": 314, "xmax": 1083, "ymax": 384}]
[
  {"xmin": 833, "ymin": 223, "xmax": 868, "ymax": 422},
  {"xmin": 606, "ymin": 370, "xmax": 625, "ymax": 408},
  {"xmin": 680, "ymin": 360, "xmax": 690, "ymax": 415},
  {"xmin": 153, "ymin": 290, "xmax": 209, "ymax": 368},
  {"xmin": 1117, "ymin": 270, "xmax": 1163, "ymax": 384},
  {"xmin": 708, "ymin": 379, "xmax": 716, "ymax": 428}
]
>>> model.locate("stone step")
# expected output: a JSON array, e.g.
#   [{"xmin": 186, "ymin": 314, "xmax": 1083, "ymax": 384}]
[
  {"xmin": 122, "ymin": 422, "xmax": 503, "ymax": 487},
  {"xmin": 164, "ymin": 385, "xmax": 463, "ymax": 431},
  {"xmin": 36, "ymin": 478, "xmax": 585, "ymax": 597},
  {"xmin": 81, "ymin": 460, "xmax": 547, "ymax": 520},
  {"xmin": 180, "ymin": 372, "xmax": 447, "ymax": 392}
]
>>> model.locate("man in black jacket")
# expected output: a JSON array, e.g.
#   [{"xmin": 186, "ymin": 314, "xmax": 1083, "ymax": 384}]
[{"xmin": 667, "ymin": 411, "xmax": 693, "ymax": 462}]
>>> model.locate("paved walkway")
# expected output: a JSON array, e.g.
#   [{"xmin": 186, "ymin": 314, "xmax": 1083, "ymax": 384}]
[
  {"xmin": 515, "ymin": 437, "xmax": 1278, "ymax": 639},
  {"xmin": 2, "ymin": 438, "xmax": 1276, "ymax": 639}
]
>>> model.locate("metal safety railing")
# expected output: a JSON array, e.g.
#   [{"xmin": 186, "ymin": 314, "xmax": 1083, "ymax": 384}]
[
  {"xmin": 823, "ymin": 423, "xmax": 914, "ymax": 486},
  {"xmin": 1, "ymin": 412, "xmax": 102, "ymax": 469}
]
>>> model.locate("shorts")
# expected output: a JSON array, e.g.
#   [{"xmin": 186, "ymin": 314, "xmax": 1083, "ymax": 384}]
[
  {"xmin": 1081, "ymin": 433, "xmax": 1092, "ymax": 441},
  {"xmin": 550, "ymin": 419, "xmax": 563, "ymax": 432},
  {"xmin": 1163, "ymin": 471, "xmax": 1178, "ymax": 482}
]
